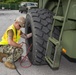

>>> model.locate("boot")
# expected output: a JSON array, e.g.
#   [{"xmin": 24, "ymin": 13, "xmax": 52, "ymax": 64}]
[
  {"xmin": 4, "ymin": 61, "xmax": 16, "ymax": 69},
  {"xmin": 0, "ymin": 52, "xmax": 8, "ymax": 63}
]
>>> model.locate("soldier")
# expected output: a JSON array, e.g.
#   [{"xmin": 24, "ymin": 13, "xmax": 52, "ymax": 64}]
[{"xmin": 0, "ymin": 16, "xmax": 32, "ymax": 69}]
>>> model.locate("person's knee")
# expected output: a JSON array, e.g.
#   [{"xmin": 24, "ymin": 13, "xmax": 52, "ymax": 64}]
[
  {"xmin": 16, "ymin": 48, "xmax": 23, "ymax": 55},
  {"xmin": 20, "ymin": 48, "xmax": 23, "ymax": 55}
]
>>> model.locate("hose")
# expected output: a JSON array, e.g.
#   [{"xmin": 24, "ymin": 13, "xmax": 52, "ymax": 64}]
[
  {"xmin": 13, "ymin": 48, "xmax": 21, "ymax": 75},
  {"xmin": 20, "ymin": 42, "xmax": 32, "ymax": 68},
  {"xmin": 13, "ymin": 42, "xmax": 32, "ymax": 75}
]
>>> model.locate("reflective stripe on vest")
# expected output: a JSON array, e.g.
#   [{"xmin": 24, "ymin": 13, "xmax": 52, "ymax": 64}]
[{"xmin": 0, "ymin": 24, "xmax": 21, "ymax": 45}]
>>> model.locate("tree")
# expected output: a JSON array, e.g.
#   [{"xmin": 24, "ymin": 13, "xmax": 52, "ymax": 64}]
[{"xmin": 0, "ymin": 0, "xmax": 38, "ymax": 3}]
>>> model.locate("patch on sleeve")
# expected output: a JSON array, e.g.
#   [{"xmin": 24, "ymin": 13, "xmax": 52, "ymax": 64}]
[{"xmin": 7, "ymin": 29, "xmax": 14, "ymax": 40}]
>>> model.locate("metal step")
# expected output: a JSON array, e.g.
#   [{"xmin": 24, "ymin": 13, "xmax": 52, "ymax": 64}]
[
  {"xmin": 45, "ymin": 37, "xmax": 61, "ymax": 69},
  {"xmin": 53, "ymin": 16, "xmax": 64, "ymax": 21},
  {"xmin": 49, "ymin": 37, "xmax": 59, "ymax": 45}
]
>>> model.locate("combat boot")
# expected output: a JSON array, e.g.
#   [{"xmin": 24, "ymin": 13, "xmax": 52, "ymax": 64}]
[
  {"xmin": 0, "ymin": 52, "xmax": 8, "ymax": 62},
  {"xmin": 4, "ymin": 61, "xmax": 16, "ymax": 69}
]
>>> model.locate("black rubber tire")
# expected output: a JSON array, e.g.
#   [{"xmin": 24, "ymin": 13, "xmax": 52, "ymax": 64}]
[{"xmin": 25, "ymin": 9, "xmax": 54, "ymax": 65}]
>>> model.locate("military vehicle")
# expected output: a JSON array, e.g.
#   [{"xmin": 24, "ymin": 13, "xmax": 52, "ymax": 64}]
[{"xmin": 25, "ymin": 0, "xmax": 76, "ymax": 69}]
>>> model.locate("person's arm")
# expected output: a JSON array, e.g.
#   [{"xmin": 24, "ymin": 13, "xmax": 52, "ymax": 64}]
[
  {"xmin": 7, "ymin": 29, "xmax": 23, "ymax": 48},
  {"xmin": 20, "ymin": 31, "xmax": 32, "ymax": 39},
  {"xmin": 26, "ymin": 33, "xmax": 32, "ymax": 38}
]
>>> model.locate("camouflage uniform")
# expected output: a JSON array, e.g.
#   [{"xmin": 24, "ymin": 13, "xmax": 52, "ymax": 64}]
[{"xmin": 0, "ymin": 45, "xmax": 23, "ymax": 63}]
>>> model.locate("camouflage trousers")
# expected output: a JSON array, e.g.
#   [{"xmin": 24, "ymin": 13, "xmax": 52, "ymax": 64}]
[{"xmin": 0, "ymin": 45, "xmax": 23, "ymax": 63}]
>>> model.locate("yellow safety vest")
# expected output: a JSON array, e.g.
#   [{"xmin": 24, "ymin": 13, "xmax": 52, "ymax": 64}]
[{"xmin": 0, "ymin": 24, "xmax": 21, "ymax": 45}]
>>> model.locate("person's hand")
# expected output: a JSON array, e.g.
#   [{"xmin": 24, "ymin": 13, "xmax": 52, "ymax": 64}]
[
  {"xmin": 26, "ymin": 33, "xmax": 32, "ymax": 39},
  {"xmin": 21, "ymin": 33, "xmax": 32, "ymax": 39},
  {"xmin": 18, "ymin": 43, "xmax": 23, "ymax": 48}
]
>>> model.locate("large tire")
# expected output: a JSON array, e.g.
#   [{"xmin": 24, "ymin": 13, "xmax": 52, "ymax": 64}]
[{"xmin": 25, "ymin": 9, "xmax": 54, "ymax": 65}]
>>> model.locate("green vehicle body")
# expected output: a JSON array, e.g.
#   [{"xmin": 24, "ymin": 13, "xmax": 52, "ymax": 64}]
[{"xmin": 38, "ymin": 0, "xmax": 76, "ymax": 68}]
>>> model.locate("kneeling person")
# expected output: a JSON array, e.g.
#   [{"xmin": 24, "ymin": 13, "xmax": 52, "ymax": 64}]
[{"xmin": 0, "ymin": 16, "xmax": 32, "ymax": 69}]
